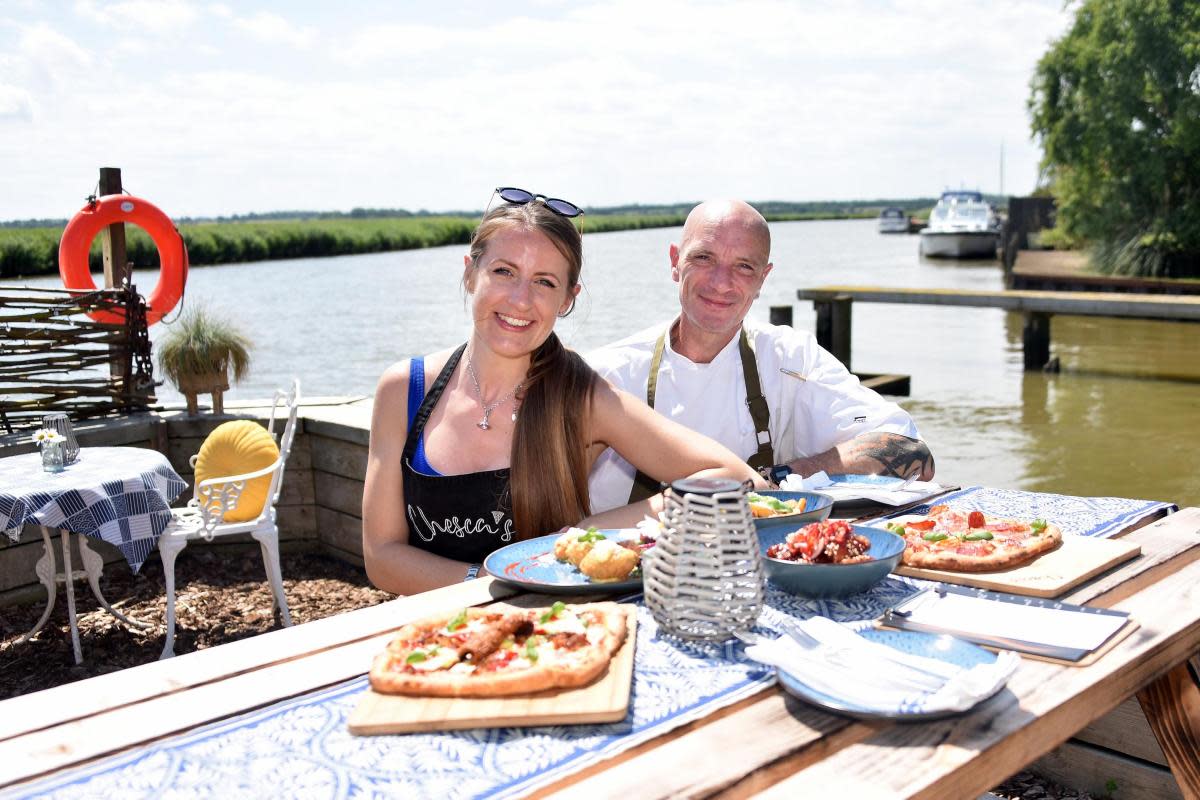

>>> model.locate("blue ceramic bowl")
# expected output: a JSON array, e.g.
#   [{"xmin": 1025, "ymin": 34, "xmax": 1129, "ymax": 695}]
[
  {"xmin": 758, "ymin": 524, "xmax": 905, "ymax": 599},
  {"xmin": 748, "ymin": 490, "xmax": 835, "ymax": 532}
]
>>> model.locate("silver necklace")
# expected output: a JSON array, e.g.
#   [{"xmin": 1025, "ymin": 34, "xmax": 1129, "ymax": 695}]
[{"xmin": 465, "ymin": 352, "xmax": 524, "ymax": 430}]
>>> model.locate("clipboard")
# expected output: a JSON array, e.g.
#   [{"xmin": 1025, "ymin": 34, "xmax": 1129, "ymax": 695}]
[{"xmin": 880, "ymin": 584, "xmax": 1138, "ymax": 666}]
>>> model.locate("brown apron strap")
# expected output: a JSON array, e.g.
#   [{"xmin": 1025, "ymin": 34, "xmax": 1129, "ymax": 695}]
[
  {"xmin": 626, "ymin": 327, "xmax": 775, "ymax": 504},
  {"xmin": 627, "ymin": 331, "xmax": 669, "ymax": 504},
  {"xmin": 739, "ymin": 328, "xmax": 775, "ymax": 473}
]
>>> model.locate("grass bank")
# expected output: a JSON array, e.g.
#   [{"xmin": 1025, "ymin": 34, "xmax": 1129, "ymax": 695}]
[{"xmin": 0, "ymin": 210, "xmax": 874, "ymax": 279}]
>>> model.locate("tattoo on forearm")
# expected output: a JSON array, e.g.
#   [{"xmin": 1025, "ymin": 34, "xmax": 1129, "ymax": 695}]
[{"xmin": 848, "ymin": 434, "xmax": 934, "ymax": 479}]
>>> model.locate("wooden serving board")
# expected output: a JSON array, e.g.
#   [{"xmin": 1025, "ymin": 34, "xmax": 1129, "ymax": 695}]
[
  {"xmin": 893, "ymin": 534, "xmax": 1142, "ymax": 597},
  {"xmin": 347, "ymin": 607, "xmax": 637, "ymax": 735}
]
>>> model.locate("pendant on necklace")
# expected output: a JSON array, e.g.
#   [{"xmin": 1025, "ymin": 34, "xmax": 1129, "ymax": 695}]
[{"xmin": 478, "ymin": 407, "xmax": 493, "ymax": 430}]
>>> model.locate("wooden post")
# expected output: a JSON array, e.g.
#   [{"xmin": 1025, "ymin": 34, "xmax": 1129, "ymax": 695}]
[
  {"xmin": 815, "ymin": 296, "xmax": 852, "ymax": 370},
  {"xmin": 769, "ymin": 305, "xmax": 793, "ymax": 327},
  {"xmin": 1023, "ymin": 311, "xmax": 1051, "ymax": 370},
  {"xmin": 99, "ymin": 167, "xmax": 134, "ymax": 390},
  {"xmin": 99, "ymin": 167, "xmax": 130, "ymax": 290}
]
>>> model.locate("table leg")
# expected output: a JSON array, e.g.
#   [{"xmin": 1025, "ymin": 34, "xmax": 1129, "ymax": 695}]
[
  {"xmin": 1137, "ymin": 661, "xmax": 1200, "ymax": 799},
  {"xmin": 13, "ymin": 526, "xmax": 58, "ymax": 646},
  {"xmin": 60, "ymin": 530, "xmax": 82, "ymax": 665},
  {"xmin": 77, "ymin": 535, "xmax": 149, "ymax": 628}
]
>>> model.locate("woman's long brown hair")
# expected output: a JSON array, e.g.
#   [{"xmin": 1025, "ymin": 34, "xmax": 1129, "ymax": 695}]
[{"xmin": 465, "ymin": 201, "xmax": 597, "ymax": 539}]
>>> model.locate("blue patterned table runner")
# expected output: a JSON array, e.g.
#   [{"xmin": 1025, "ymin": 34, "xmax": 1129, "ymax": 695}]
[{"xmin": 882, "ymin": 485, "xmax": 1175, "ymax": 539}]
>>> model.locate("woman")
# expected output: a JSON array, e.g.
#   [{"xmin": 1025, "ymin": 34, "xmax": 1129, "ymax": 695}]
[{"xmin": 363, "ymin": 189, "xmax": 761, "ymax": 595}]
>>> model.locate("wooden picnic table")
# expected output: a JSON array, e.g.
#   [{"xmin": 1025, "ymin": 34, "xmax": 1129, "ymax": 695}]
[{"xmin": 1, "ymin": 507, "xmax": 1197, "ymax": 798}]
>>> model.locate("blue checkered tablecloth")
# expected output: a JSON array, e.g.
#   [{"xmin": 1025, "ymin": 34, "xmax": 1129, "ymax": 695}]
[{"xmin": 0, "ymin": 447, "xmax": 187, "ymax": 572}]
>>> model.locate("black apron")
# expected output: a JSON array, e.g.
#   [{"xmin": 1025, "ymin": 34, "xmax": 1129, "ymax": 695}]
[{"xmin": 402, "ymin": 344, "xmax": 516, "ymax": 562}]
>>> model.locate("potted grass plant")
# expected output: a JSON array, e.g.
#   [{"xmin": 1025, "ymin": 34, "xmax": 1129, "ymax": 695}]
[{"xmin": 157, "ymin": 306, "xmax": 252, "ymax": 415}]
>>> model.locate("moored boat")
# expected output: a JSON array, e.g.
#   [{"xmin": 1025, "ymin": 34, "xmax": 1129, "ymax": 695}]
[
  {"xmin": 877, "ymin": 207, "xmax": 909, "ymax": 234},
  {"xmin": 919, "ymin": 191, "xmax": 1000, "ymax": 258}
]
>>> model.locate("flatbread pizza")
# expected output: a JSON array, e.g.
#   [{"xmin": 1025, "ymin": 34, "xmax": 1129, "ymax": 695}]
[
  {"xmin": 369, "ymin": 601, "xmax": 628, "ymax": 697},
  {"xmin": 885, "ymin": 505, "xmax": 1063, "ymax": 572}
]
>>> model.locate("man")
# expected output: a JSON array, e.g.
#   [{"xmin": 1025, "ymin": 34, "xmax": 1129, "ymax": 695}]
[{"xmin": 587, "ymin": 199, "xmax": 934, "ymax": 513}]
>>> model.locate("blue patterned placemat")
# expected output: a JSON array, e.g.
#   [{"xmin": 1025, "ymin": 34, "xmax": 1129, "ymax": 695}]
[
  {"xmin": 10, "ymin": 580, "xmax": 924, "ymax": 800},
  {"xmin": 881, "ymin": 486, "xmax": 1176, "ymax": 539}
]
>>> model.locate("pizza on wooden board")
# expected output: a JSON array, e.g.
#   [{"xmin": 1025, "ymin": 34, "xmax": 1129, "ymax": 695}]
[
  {"xmin": 368, "ymin": 601, "xmax": 628, "ymax": 697},
  {"xmin": 884, "ymin": 504, "xmax": 1063, "ymax": 572}
]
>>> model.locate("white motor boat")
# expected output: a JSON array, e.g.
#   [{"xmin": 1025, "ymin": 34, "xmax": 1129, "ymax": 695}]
[
  {"xmin": 877, "ymin": 207, "xmax": 909, "ymax": 234},
  {"xmin": 919, "ymin": 191, "xmax": 1000, "ymax": 258}
]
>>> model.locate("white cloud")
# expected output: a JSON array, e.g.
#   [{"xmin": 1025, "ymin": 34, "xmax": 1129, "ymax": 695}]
[
  {"xmin": 74, "ymin": 0, "xmax": 200, "ymax": 33},
  {"xmin": 0, "ymin": 84, "xmax": 34, "ymax": 122},
  {"xmin": 231, "ymin": 11, "xmax": 315, "ymax": 48}
]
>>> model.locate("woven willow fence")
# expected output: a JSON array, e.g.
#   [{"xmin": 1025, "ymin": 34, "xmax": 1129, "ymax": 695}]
[{"xmin": 0, "ymin": 285, "xmax": 154, "ymax": 433}]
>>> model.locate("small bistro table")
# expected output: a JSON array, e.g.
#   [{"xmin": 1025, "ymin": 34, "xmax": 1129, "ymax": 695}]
[
  {"xmin": 0, "ymin": 446, "xmax": 187, "ymax": 664},
  {"xmin": 0, "ymin": 496, "xmax": 1196, "ymax": 798}
]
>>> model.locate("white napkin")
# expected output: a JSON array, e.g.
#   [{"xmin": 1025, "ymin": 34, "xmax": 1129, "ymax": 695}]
[
  {"xmin": 744, "ymin": 617, "xmax": 1019, "ymax": 715},
  {"xmin": 635, "ymin": 516, "xmax": 663, "ymax": 541},
  {"xmin": 779, "ymin": 471, "xmax": 945, "ymax": 506}
]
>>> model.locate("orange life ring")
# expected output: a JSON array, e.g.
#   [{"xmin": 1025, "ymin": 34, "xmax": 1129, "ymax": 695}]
[{"xmin": 58, "ymin": 194, "xmax": 189, "ymax": 325}]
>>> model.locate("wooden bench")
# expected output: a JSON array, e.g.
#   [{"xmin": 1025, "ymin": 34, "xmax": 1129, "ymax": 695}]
[{"xmin": 795, "ymin": 286, "xmax": 1200, "ymax": 370}]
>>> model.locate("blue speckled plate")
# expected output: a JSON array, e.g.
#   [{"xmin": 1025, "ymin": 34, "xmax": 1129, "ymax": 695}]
[
  {"xmin": 776, "ymin": 628, "xmax": 1001, "ymax": 721},
  {"xmin": 826, "ymin": 473, "xmax": 907, "ymax": 490},
  {"xmin": 822, "ymin": 473, "xmax": 910, "ymax": 513},
  {"xmin": 484, "ymin": 529, "xmax": 644, "ymax": 595}
]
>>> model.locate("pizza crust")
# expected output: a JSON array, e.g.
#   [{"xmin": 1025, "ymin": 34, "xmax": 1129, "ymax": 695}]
[{"xmin": 369, "ymin": 602, "xmax": 629, "ymax": 697}]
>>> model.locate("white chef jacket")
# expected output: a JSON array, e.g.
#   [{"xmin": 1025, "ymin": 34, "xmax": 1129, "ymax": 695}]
[{"xmin": 586, "ymin": 319, "xmax": 921, "ymax": 513}]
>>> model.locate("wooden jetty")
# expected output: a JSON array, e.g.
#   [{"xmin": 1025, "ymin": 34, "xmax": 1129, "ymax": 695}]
[
  {"xmin": 1010, "ymin": 250, "xmax": 1200, "ymax": 295},
  {"xmin": 795, "ymin": 286, "xmax": 1200, "ymax": 371}
]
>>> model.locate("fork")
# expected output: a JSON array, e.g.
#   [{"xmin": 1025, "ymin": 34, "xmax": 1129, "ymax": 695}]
[
  {"xmin": 774, "ymin": 617, "xmax": 956, "ymax": 691},
  {"xmin": 737, "ymin": 628, "xmax": 948, "ymax": 695}
]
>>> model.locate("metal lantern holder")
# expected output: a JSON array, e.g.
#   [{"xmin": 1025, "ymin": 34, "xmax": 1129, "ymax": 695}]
[
  {"xmin": 41, "ymin": 412, "xmax": 81, "ymax": 465},
  {"xmin": 643, "ymin": 477, "xmax": 764, "ymax": 642}
]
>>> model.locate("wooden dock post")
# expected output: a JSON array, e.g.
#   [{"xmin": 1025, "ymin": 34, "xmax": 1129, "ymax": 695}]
[
  {"xmin": 814, "ymin": 296, "xmax": 853, "ymax": 370},
  {"xmin": 1023, "ymin": 312, "xmax": 1051, "ymax": 370},
  {"xmin": 98, "ymin": 167, "xmax": 137, "ymax": 397},
  {"xmin": 769, "ymin": 305, "xmax": 793, "ymax": 327},
  {"xmin": 99, "ymin": 167, "xmax": 130, "ymax": 291}
]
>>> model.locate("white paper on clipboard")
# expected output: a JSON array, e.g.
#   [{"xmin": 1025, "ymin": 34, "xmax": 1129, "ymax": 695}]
[{"xmin": 884, "ymin": 587, "xmax": 1130, "ymax": 660}]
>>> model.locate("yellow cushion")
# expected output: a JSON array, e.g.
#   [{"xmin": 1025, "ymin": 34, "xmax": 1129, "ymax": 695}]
[{"xmin": 194, "ymin": 420, "xmax": 280, "ymax": 523}]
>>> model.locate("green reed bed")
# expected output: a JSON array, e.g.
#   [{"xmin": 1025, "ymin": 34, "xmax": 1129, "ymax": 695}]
[{"xmin": 0, "ymin": 210, "xmax": 873, "ymax": 279}]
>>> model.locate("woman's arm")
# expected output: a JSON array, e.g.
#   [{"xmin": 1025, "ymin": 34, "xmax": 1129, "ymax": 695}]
[
  {"xmin": 361, "ymin": 362, "xmax": 478, "ymax": 595},
  {"xmin": 579, "ymin": 380, "xmax": 765, "ymax": 529}
]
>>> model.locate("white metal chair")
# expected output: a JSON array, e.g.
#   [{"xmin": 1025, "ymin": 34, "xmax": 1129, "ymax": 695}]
[{"xmin": 158, "ymin": 379, "xmax": 301, "ymax": 659}]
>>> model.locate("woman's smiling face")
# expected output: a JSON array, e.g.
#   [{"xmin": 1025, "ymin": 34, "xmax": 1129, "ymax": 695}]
[{"xmin": 464, "ymin": 225, "xmax": 580, "ymax": 359}]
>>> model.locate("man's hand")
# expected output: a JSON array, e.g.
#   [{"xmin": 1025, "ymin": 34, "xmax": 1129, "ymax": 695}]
[{"xmin": 786, "ymin": 433, "xmax": 935, "ymax": 480}]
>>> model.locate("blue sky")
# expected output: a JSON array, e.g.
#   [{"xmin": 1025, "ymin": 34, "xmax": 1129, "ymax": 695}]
[{"xmin": 0, "ymin": 0, "xmax": 1074, "ymax": 220}]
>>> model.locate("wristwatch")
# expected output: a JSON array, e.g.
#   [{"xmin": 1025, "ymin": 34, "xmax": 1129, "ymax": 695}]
[{"xmin": 764, "ymin": 463, "xmax": 793, "ymax": 485}]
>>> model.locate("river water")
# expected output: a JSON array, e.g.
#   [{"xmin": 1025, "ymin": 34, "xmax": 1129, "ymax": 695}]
[{"xmin": 23, "ymin": 219, "xmax": 1200, "ymax": 507}]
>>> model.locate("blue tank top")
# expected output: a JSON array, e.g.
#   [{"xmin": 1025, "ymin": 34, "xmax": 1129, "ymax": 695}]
[
  {"xmin": 401, "ymin": 345, "xmax": 516, "ymax": 562},
  {"xmin": 407, "ymin": 357, "xmax": 440, "ymax": 476}
]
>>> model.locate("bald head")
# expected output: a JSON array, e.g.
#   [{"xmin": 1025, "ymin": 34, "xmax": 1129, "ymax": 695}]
[
  {"xmin": 680, "ymin": 200, "xmax": 771, "ymax": 259},
  {"xmin": 669, "ymin": 199, "xmax": 775, "ymax": 361}
]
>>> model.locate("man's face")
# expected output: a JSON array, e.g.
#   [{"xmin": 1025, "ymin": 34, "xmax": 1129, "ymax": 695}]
[{"xmin": 671, "ymin": 216, "xmax": 773, "ymax": 340}]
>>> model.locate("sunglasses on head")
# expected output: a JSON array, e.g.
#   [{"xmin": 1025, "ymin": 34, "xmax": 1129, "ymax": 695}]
[{"xmin": 494, "ymin": 187, "xmax": 584, "ymax": 218}]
